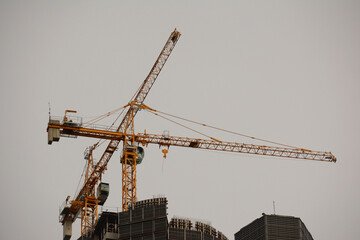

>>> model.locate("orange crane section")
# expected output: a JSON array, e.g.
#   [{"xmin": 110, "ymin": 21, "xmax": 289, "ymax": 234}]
[
  {"xmin": 50, "ymin": 29, "xmax": 181, "ymax": 238},
  {"xmin": 47, "ymin": 29, "xmax": 336, "ymax": 240},
  {"xmin": 48, "ymin": 120, "xmax": 336, "ymax": 163}
]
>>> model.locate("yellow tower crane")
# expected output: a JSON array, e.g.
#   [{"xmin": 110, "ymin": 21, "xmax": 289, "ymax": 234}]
[{"xmin": 47, "ymin": 29, "xmax": 336, "ymax": 240}]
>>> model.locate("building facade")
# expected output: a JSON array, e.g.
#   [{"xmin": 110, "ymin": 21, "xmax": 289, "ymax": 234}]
[{"xmin": 234, "ymin": 214, "xmax": 313, "ymax": 240}]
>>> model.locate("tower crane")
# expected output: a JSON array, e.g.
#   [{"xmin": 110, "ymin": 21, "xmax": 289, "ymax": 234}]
[{"xmin": 47, "ymin": 29, "xmax": 336, "ymax": 240}]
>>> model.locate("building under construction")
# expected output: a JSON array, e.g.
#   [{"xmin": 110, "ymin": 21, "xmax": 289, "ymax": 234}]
[
  {"xmin": 78, "ymin": 197, "xmax": 228, "ymax": 240},
  {"xmin": 234, "ymin": 214, "xmax": 313, "ymax": 240},
  {"xmin": 76, "ymin": 196, "xmax": 314, "ymax": 240}
]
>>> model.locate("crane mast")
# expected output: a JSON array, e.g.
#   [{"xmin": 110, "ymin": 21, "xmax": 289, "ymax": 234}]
[{"xmin": 116, "ymin": 29, "xmax": 180, "ymax": 211}]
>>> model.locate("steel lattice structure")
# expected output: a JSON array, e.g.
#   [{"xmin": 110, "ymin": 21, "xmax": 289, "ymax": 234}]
[
  {"xmin": 48, "ymin": 121, "xmax": 336, "ymax": 163},
  {"xmin": 47, "ymin": 28, "xmax": 336, "ymax": 240},
  {"xmin": 51, "ymin": 29, "xmax": 181, "ymax": 237}
]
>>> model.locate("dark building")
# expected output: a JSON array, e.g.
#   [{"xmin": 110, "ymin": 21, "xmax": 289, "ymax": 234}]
[
  {"xmin": 79, "ymin": 197, "xmax": 228, "ymax": 240},
  {"xmin": 234, "ymin": 214, "xmax": 313, "ymax": 240}
]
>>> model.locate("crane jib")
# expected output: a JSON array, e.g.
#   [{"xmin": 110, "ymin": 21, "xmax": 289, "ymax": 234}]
[{"xmin": 47, "ymin": 123, "xmax": 336, "ymax": 163}]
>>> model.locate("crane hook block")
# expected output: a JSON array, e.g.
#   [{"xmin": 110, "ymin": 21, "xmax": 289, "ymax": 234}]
[{"xmin": 162, "ymin": 149, "xmax": 168, "ymax": 158}]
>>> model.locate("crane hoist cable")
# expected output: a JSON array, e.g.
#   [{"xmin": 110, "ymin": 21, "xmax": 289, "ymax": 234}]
[
  {"xmin": 96, "ymin": 107, "xmax": 128, "ymax": 148},
  {"xmin": 83, "ymin": 105, "xmax": 127, "ymax": 126},
  {"xmin": 73, "ymin": 161, "xmax": 88, "ymax": 200},
  {"xmin": 83, "ymin": 105, "xmax": 129, "ymax": 148},
  {"xmin": 144, "ymin": 109, "xmax": 221, "ymax": 142},
  {"xmin": 143, "ymin": 106, "xmax": 301, "ymax": 149}
]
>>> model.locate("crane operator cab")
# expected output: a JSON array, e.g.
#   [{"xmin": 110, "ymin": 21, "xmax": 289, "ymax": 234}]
[
  {"xmin": 136, "ymin": 146, "xmax": 145, "ymax": 164},
  {"xmin": 121, "ymin": 146, "xmax": 145, "ymax": 165},
  {"xmin": 97, "ymin": 182, "xmax": 109, "ymax": 205}
]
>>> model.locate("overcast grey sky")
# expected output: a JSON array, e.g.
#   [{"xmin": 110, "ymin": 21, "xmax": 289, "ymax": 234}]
[{"xmin": 1, "ymin": 1, "xmax": 359, "ymax": 240}]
